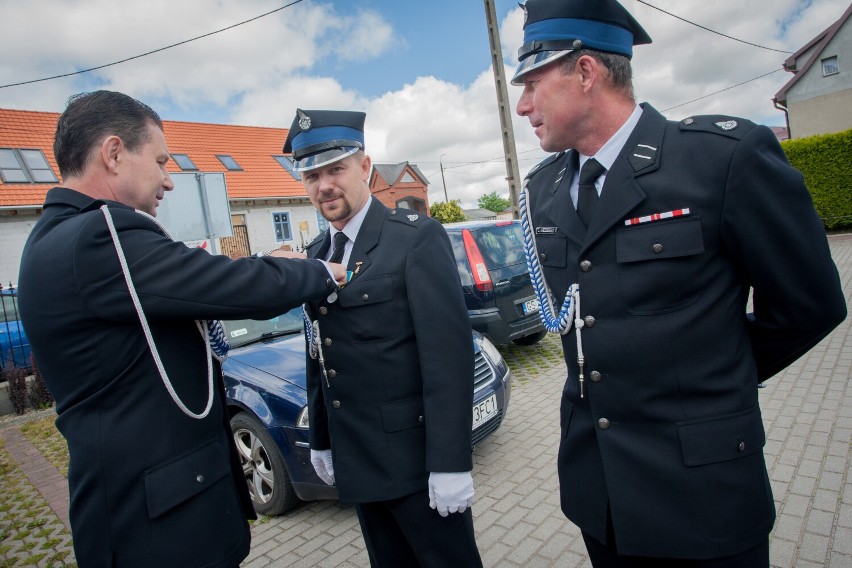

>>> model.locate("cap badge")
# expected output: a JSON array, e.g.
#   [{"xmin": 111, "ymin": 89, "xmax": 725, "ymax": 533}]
[
  {"xmin": 407, "ymin": 214, "xmax": 419, "ymax": 222},
  {"xmin": 298, "ymin": 109, "xmax": 312, "ymax": 132},
  {"xmin": 572, "ymin": 39, "xmax": 583, "ymax": 48},
  {"xmin": 714, "ymin": 120, "xmax": 738, "ymax": 131}
]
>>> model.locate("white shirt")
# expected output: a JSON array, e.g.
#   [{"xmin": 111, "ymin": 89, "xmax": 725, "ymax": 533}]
[
  {"xmin": 570, "ymin": 105, "xmax": 644, "ymax": 208},
  {"xmin": 325, "ymin": 196, "xmax": 372, "ymax": 266}
]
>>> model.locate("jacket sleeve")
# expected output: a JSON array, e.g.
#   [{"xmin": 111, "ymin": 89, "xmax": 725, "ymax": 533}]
[
  {"xmin": 721, "ymin": 125, "xmax": 847, "ymax": 380},
  {"xmin": 406, "ymin": 219, "xmax": 475, "ymax": 473},
  {"xmin": 75, "ymin": 206, "xmax": 336, "ymax": 322}
]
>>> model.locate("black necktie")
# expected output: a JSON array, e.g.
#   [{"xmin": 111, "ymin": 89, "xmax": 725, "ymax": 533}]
[
  {"xmin": 577, "ymin": 158, "xmax": 606, "ymax": 229},
  {"xmin": 328, "ymin": 231, "xmax": 348, "ymax": 264}
]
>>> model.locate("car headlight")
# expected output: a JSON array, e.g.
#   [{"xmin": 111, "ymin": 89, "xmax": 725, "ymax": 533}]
[
  {"xmin": 478, "ymin": 334, "xmax": 503, "ymax": 367},
  {"xmin": 296, "ymin": 406, "xmax": 310, "ymax": 429}
]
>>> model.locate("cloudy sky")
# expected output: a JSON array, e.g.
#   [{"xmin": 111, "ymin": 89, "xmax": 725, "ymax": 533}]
[{"xmin": 0, "ymin": 0, "xmax": 846, "ymax": 208}]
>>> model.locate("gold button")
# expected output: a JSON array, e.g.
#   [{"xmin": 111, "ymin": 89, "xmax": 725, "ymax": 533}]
[
  {"xmin": 598, "ymin": 418, "xmax": 610, "ymax": 430},
  {"xmin": 584, "ymin": 316, "xmax": 596, "ymax": 328},
  {"xmin": 332, "ymin": 400, "xmax": 341, "ymax": 409},
  {"xmin": 653, "ymin": 243, "xmax": 664, "ymax": 254},
  {"xmin": 590, "ymin": 371, "xmax": 602, "ymax": 382},
  {"xmin": 327, "ymin": 369, "xmax": 337, "ymax": 378},
  {"xmin": 319, "ymin": 306, "xmax": 328, "ymax": 315},
  {"xmin": 323, "ymin": 338, "xmax": 332, "ymax": 347},
  {"xmin": 580, "ymin": 260, "xmax": 592, "ymax": 272}
]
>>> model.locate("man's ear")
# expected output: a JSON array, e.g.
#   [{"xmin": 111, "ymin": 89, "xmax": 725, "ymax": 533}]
[
  {"xmin": 575, "ymin": 55, "xmax": 598, "ymax": 93},
  {"xmin": 101, "ymin": 135, "xmax": 123, "ymax": 174},
  {"xmin": 361, "ymin": 153, "xmax": 372, "ymax": 180}
]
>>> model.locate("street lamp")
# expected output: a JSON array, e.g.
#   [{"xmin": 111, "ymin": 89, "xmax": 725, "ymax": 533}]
[{"xmin": 439, "ymin": 153, "xmax": 449, "ymax": 202}]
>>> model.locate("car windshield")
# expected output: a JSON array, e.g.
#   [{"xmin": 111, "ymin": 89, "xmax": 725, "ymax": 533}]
[{"xmin": 221, "ymin": 308, "xmax": 304, "ymax": 348}]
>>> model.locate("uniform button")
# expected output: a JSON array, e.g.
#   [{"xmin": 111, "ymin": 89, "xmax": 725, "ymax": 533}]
[
  {"xmin": 325, "ymin": 278, "xmax": 333, "ymax": 288},
  {"xmin": 418, "ymin": 415, "xmax": 425, "ymax": 423},
  {"xmin": 323, "ymin": 337, "xmax": 333, "ymax": 347},
  {"xmin": 580, "ymin": 260, "xmax": 592, "ymax": 272},
  {"xmin": 738, "ymin": 441, "xmax": 746, "ymax": 452},
  {"xmin": 196, "ymin": 475, "xmax": 205, "ymax": 484},
  {"xmin": 327, "ymin": 369, "xmax": 337, "ymax": 378},
  {"xmin": 590, "ymin": 371, "xmax": 602, "ymax": 382},
  {"xmin": 332, "ymin": 400, "xmax": 341, "ymax": 409},
  {"xmin": 652, "ymin": 243, "xmax": 664, "ymax": 254},
  {"xmin": 598, "ymin": 418, "xmax": 610, "ymax": 430},
  {"xmin": 319, "ymin": 306, "xmax": 328, "ymax": 315},
  {"xmin": 540, "ymin": 253, "xmax": 548, "ymax": 262},
  {"xmin": 362, "ymin": 294, "xmax": 369, "ymax": 302},
  {"xmin": 584, "ymin": 316, "xmax": 596, "ymax": 328}
]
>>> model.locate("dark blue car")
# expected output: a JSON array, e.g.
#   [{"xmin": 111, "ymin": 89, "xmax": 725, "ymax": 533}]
[
  {"xmin": 222, "ymin": 308, "xmax": 511, "ymax": 516},
  {"xmin": 0, "ymin": 288, "xmax": 32, "ymax": 371}
]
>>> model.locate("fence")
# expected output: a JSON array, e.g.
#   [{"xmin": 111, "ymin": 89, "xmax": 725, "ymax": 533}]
[{"xmin": 0, "ymin": 283, "xmax": 31, "ymax": 374}]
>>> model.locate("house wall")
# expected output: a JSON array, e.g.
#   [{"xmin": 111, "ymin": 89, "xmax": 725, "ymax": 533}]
[
  {"xmin": 233, "ymin": 200, "xmax": 323, "ymax": 253},
  {"xmin": 787, "ymin": 20, "xmax": 852, "ymax": 137},
  {"xmin": 0, "ymin": 213, "xmax": 41, "ymax": 285}
]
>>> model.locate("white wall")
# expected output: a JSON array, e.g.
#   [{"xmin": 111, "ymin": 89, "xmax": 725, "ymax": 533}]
[
  {"xmin": 233, "ymin": 201, "xmax": 324, "ymax": 254},
  {"xmin": 0, "ymin": 213, "xmax": 40, "ymax": 286}
]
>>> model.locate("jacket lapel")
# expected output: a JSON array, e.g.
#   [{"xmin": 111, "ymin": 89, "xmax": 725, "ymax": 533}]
[
  {"xmin": 584, "ymin": 103, "xmax": 666, "ymax": 248},
  {"xmin": 345, "ymin": 198, "xmax": 386, "ymax": 279},
  {"xmin": 536, "ymin": 151, "xmax": 586, "ymax": 248}
]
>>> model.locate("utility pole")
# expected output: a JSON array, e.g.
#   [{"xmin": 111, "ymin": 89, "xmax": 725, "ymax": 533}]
[
  {"xmin": 439, "ymin": 154, "xmax": 449, "ymax": 202},
  {"xmin": 483, "ymin": 0, "xmax": 522, "ymax": 219}
]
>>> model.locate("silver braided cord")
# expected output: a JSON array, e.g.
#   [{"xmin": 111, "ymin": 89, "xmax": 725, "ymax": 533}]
[
  {"xmin": 101, "ymin": 205, "xmax": 215, "ymax": 419},
  {"xmin": 519, "ymin": 181, "xmax": 589, "ymax": 397}
]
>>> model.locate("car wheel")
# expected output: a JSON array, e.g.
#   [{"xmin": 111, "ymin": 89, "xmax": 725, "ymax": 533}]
[
  {"xmin": 512, "ymin": 330, "xmax": 547, "ymax": 346},
  {"xmin": 230, "ymin": 412, "xmax": 298, "ymax": 516}
]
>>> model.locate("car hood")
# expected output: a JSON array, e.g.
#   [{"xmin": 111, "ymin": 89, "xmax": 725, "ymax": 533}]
[{"xmin": 222, "ymin": 332, "xmax": 308, "ymax": 391}]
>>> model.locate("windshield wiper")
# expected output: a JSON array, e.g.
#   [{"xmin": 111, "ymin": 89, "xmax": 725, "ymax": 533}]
[{"xmin": 259, "ymin": 329, "xmax": 302, "ymax": 340}]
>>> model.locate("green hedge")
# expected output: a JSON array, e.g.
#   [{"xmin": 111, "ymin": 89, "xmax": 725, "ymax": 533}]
[{"xmin": 781, "ymin": 128, "xmax": 852, "ymax": 231}]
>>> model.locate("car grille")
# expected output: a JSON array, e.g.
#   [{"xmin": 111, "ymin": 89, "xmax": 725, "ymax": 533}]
[
  {"xmin": 473, "ymin": 350, "xmax": 495, "ymax": 394},
  {"xmin": 471, "ymin": 409, "xmax": 503, "ymax": 447}
]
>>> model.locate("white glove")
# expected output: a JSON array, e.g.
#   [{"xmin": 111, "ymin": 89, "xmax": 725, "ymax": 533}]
[
  {"xmin": 310, "ymin": 449, "xmax": 335, "ymax": 485},
  {"xmin": 428, "ymin": 471, "xmax": 474, "ymax": 517}
]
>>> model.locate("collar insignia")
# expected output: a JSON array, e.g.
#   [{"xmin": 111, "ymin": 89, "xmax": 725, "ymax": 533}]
[
  {"xmin": 297, "ymin": 109, "xmax": 311, "ymax": 132},
  {"xmin": 407, "ymin": 214, "xmax": 419, "ymax": 222},
  {"xmin": 714, "ymin": 120, "xmax": 738, "ymax": 131}
]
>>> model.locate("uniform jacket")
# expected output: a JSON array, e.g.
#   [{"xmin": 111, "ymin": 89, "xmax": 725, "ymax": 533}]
[
  {"xmin": 18, "ymin": 187, "xmax": 337, "ymax": 567},
  {"xmin": 525, "ymin": 105, "xmax": 846, "ymax": 559},
  {"xmin": 305, "ymin": 199, "xmax": 474, "ymax": 503}
]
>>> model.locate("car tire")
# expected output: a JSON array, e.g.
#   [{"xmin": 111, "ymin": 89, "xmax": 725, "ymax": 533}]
[
  {"xmin": 512, "ymin": 330, "xmax": 547, "ymax": 346},
  {"xmin": 230, "ymin": 412, "xmax": 298, "ymax": 516}
]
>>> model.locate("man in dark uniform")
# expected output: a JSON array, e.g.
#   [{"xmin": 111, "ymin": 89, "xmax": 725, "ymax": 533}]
[
  {"xmin": 17, "ymin": 90, "xmax": 345, "ymax": 567},
  {"xmin": 511, "ymin": 1, "xmax": 847, "ymax": 565},
  {"xmin": 284, "ymin": 109, "xmax": 483, "ymax": 567}
]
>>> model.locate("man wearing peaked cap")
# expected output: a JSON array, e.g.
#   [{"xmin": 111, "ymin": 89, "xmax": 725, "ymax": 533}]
[
  {"xmin": 291, "ymin": 109, "xmax": 484, "ymax": 567},
  {"xmin": 513, "ymin": 0, "xmax": 846, "ymax": 566}
]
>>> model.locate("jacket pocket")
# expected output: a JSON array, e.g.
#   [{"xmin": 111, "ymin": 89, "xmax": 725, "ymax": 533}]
[
  {"xmin": 144, "ymin": 437, "xmax": 231, "ymax": 519},
  {"xmin": 534, "ymin": 234, "xmax": 567, "ymax": 268},
  {"xmin": 677, "ymin": 406, "xmax": 765, "ymax": 467},
  {"xmin": 337, "ymin": 275, "xmax": 398, "ymax": 341},
  {"xmin": 380, "ymin": 397, "xmax": 425, "ymax": 433},
  {"xmin": 616, "ymin": 218, "xmax": 705, "ymax": 314}
]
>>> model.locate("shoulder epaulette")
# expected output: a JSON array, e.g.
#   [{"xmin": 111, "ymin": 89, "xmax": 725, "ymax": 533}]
[
  {"xmin": 388, "ymin": 209, "xmax": 424, "ymax": 226},
  {"xmin": 679, "ymin": 115, "xmax": 757, "ymax": 140},
  {"xmin": 524, "ymin": 152, "xmax": 564, "ymax": 182}
]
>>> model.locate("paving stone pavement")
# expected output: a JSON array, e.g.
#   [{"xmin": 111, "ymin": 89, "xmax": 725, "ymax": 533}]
[{"xmin": 1, "ymin": 234, "xmax": 850, "ymax": 567}]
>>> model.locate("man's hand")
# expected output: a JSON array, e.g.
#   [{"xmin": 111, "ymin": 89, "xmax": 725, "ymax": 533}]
[
  {"xmin": 267, "ymin": 249, "xmax": 306, "ymax": 259},
  {"xmin": 327, "ymin": 262, "xmax": 347, "ymax": 285},
  {"xmin": 310, "ymin": 449, "xmax": 335, "ymax": 485},
  {"xmin": 428, "ymin": 472, "xmax": 474, "ymax": 517}
]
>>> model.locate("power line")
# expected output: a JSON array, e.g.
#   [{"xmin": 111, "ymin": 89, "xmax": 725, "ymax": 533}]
[
  {"xmin": 0, "ymin": 0, "xmax": 304, "ymax": 90},
  {"xmin": 661, "ymin": 68, "xmax": 783, "ymax": 112},
  {"xmin": 635, "ymin": 0, "xmax": 793, "ymax": 54}
]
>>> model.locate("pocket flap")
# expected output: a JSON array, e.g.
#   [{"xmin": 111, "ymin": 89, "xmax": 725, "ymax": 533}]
[
  {"xmin": 380, "ymin": 397, "xmax": 425, "ymax": 433},
  {"xmin": 339, "ymin": 275, "xmax": 393, "ymax": 307},
  {"xmin": 617, "ymin": 218, "xmax": 704, "ymax": 263},
  {"xmin": 677, "ymin": 406, "xmax": 765, "ymax": 467},
  {"xmin": 535, "ymin": 235, "xmax": 567, "ymax": 268},
  {"xmin": 145, "ymin": 438, "xmax": 231, "ymax": 519}
]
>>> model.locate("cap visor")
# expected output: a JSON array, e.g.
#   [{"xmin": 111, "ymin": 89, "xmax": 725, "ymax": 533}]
[
  {"xmin": 511, "ymin": 50, "xmax": 573, "ymax": 85},
  {"xmin": 294, "ymin": 147, "xmax": 360, "ymax": 173}
]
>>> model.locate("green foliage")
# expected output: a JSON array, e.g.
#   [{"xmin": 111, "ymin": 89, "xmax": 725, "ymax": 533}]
[
  {"xmin": 430, "ymin": 200, "xmax": 465, "ymax": 224},
  {"xmin": 781, "ymin": 129, "xmax": 852, "ymax": 231},
  {"xmin": 478, "ymin": 191, "xmax": 511, "ymax": 213}
]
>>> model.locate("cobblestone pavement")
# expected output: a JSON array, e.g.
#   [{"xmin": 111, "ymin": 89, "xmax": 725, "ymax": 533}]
[{"xmin": 1, "ymin": 234, "xmax": 850, "ymax": 567}]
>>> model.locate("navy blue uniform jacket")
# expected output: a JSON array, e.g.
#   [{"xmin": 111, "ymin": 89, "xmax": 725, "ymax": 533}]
[
  {"xmin": 305, "ymin": 199, "xmax": 474, "ymax": 504},
  {"xmin": 525, "ymin": 105, "xmax": 846, "ymax": 559},
  {"xmin": 18, "ymin": 188, "xmax": 336, "ymax": 567}
]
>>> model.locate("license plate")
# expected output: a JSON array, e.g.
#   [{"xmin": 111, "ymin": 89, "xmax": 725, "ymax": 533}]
[
  {"xmin": 522, "ymin": 297, "xmax": 540, "ymax": 315},
  {"xmin": 472, "ymin": 394, "xmax": 499, "ymax": 430}
]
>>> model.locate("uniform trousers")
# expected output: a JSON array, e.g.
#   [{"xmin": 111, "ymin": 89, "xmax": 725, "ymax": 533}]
[
  {"xmin": 355, "ymin": 489, "xmax": 483, "ymax": 568},
  {"xmin": 581, "ymin": 507, "xmax": 770, "ymax": 567}
]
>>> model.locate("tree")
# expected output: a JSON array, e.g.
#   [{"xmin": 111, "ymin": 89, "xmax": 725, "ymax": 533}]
[
  {"xmin": 478, "ymin": 191, "xmax": 511, "ymax": 213},
  {"xmin": 430, "ymin": 200, "xmax": 465, "ymax": 224}
]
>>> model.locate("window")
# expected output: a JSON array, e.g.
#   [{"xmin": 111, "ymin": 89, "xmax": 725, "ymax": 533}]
[
  {"xmin": 273, "ymin": 212, "xmax": 292, "ymax": 242},
  {"xmin": 171, "ymin": 153, "xmax": 198, "ymax": 171},
  {"xmin": 822, "ymin": 56, "xmax": 839, "ymax": 76},
  {"xmin": 216, "ymin": 155, "xmax": 242, "ymax": 171},
  {"xmin": 316, "ymin": 211, "xmax": 329, "ymax": 233},
  {"xmin": 0, "ymin": 148, "xmax": 58, "ymax": 183},
  {"xmin": 274, "ymin": 155, "xmax": 300, "ymax": 180}
]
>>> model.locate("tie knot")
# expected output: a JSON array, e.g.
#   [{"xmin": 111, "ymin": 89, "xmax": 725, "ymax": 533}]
[
  {"xmin": 333, "ymin": 231, "xmax": 348, "ymax": 248},
  {"xmin": 579, "ymin": 158, "xmax": 606, "ymax": 186}
]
